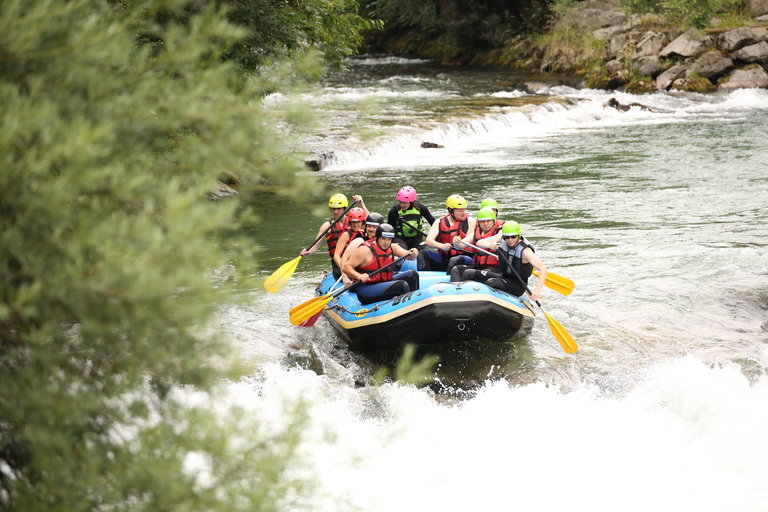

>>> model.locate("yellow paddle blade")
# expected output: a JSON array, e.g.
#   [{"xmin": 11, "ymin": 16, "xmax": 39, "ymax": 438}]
[
  {"xmin": 289, "ymin": 296, "xmax": 333, "ymax": 325},
  {"xmin": 544, "ymin": 312, "xmax": 578, "ymax": 354},
  {"xmin": 289, "ymin": 294, "xmax": 328, "ymax": 316},
  {"xmin": 264, "ymin": 256, "xmax": 302, "ymax": 293},
  {"xmin": 533, "ymin": 269, "xmax": 575, "ymax": 296}
]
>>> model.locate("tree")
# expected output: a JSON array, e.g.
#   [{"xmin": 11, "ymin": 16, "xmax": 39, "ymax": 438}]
[{"xmin": 0, "ymin": 0, "xmax": 332, "ymax": 509}]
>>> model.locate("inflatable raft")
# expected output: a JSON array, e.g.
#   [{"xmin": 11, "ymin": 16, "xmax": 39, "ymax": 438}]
[{"xmin": 314, "ymin": 270, "xmax": 536, "ymax": 348}]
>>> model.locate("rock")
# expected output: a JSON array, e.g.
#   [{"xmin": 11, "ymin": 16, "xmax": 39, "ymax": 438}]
[
  {"xmin": 607, "ymin": 33, "xmax": 629, "ymax": 59},
  {"xmin": 633, "ymin": 55, "xmax": 666, "ymax": 77},
  {"xmin": 304, "ymin": 151, "xmax": 335, "ymax": 172},
  {"xmin": 746, "ymin": 0, "xmax": 768, "ymax": 17},
  {"xmin": 523, "ymin": 81, "xmax": 549, "ymax": 93},
  {"xmin": 672, "ymin": 76, "xmax": 715, "ymax": 93},
  {"xmin": 718, "ymin": 64, "xmax": 768, "ymax": 91},
  {"xmin": 572, "ymin": 8, "xmax": 628, "ymax": 31},
  {"xmin": 209, "ymin": 181, "xmax": 239, "ymax": 200},
  {"xmin": 603, "ymin": 97, "xmax": 655, "ymax": 111},
  {"xmin": 635, "ymin": 31, "xmax": 667, "ymax": 57},
  {"xmin": 605, "ymin": 59, "xmax": 623, "ymax": 74},
  {"xmin": 593, "ymin": 24, "xmax": 630, "ymax": 41},
  {"xmin": 731, "ymin": 41, "xmax": 768, "ymax": 63},
  {"xmin": 718, "ymin": 27, "xmax": 768, "ymax": 52},
  {"xmin": 757, "ymin": 14, "xmax": 768, "ymax": 22},
  {"xmin": 421, "ymin": 141, "xmax": 444, "ymax": 148},
  {"xmin": 660, "ymin": 28, "xmax": 713, "ymax": 59},
  {"xmin": 687, "ymin": 51, "xmax": 734, "ymax": 80},
  {"xmin": 655, "ymin": 64, "xmax": 687, "ymax": 90}
]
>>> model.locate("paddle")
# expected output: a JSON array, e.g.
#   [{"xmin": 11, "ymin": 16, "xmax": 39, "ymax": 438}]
[
  {"xmin": 264, "ymin": 200, "xmax": 358, "ymax": 293},
  {"xmin": 465, "ymin": 242, "xmax": 578, "ymax": 354},
  {"xmin": 289, "ymin": 254, "xmax": 411, "ymax": 326},
  {"xmin": 298, "ymin": 276, "xmax": 343, "ymax": 327},
  {"xmin": 498, "ymin": 252, "xmax": 577, "ymax": 354},
  {"xmin": 403, "ymin": 217, "xmax": 575, "ymax": 296}
]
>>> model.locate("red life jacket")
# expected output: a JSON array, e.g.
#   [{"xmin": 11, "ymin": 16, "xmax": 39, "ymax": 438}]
[
  {"xmin": 436, "ymin": 215, "xmax": 469, "ymax": 257},
  {"xmin": 472, "ymin": 224, "xmax": 502, "ymax": 268},
  {"xmin": 336, "ymin": 228, "xmax": 365, "ymax": 259},
  {"xmin": 326, "ymin": 217, "xmax": 349, "ymax": 257},
  {"xmin": 356, "ymin": 240, "xmax": 393, "ymax": 283}
]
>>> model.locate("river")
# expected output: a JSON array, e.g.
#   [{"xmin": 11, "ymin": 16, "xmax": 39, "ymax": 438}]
[{"xmin": 225, "ymin": 57, "xmax": 768, "ymax": 510}]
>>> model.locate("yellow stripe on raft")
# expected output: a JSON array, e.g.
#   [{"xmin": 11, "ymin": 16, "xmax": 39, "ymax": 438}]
[{"xmin": 325, "ymin": 292, "xmax": 536, "ymax": 329}]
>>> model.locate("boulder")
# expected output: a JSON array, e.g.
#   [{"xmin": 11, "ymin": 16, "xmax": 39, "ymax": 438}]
[
  {"xmin": 635, "ymin": 31, "xmax": 667, "ymax": 57},
  {"xmin": 687, "ymin": 51, "xmax": 734, "ymax": 80},
  {"xmin": 745, "ymin": 0, "xmax": 768, "ymax": 17},
  {"xmin": 660, "ymin": 28, "xmax": 713, "ymax": 59},
  {"xmin": 633, "ymin": 55, "xmax": 666, "ymax": 77},
  {"xmin": 718, "ymin": 65, "xmax": 768, "ymax": 91},
  {"xmin": 655, "ymin": 64, "xmax": 687, "ymax": 90},
  {"xmin": 718, "ymin": 27, "xmax": 768, "ymax": 52},
  {"xmin": 593, "ymin": 24, "xmax": 630, "ymax": 41},
  {"xmin": 573, "ymin": 8, "xmax": 628, "ymax": 31},
  {"xmin": 731, "ymin": 41, "xmax": 768, "ymax": 63},
  {"xmin": 672, "ymin": 76, "xmax": 715, "ymax": 93},
  {"xmin": 607, "ymin": 33, "xmax": 629, "ymax": 59}
]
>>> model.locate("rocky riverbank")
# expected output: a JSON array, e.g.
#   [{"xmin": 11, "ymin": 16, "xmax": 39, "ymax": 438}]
[{"xmin": 539, "ymin": 0, "xmax": 768, "ymax": 92}]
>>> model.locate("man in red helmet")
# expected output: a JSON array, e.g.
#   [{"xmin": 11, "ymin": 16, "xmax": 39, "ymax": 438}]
[{"xmin": 387, "ymin": 185, "xmax": 435, "ymax": 251}]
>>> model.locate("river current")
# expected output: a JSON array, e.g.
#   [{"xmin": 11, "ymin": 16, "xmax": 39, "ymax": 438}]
[{"xmin": 223, "ymin": 57, "xmax": 768, "ymax": 510}]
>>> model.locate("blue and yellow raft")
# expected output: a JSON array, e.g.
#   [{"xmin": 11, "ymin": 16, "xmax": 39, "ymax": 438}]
[{"xmin": 315, "ymin": 271, "xmax": 536, "ymax": 348}]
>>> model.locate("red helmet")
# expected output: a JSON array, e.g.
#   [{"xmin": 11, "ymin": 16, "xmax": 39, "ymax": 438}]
[
  {"xmin": 396, "ymin": 186, "xmax": 417, "ymax": 203},
  {"xmin": 347, "ymin": 207, "xmax": 366, "ymax": 222}
]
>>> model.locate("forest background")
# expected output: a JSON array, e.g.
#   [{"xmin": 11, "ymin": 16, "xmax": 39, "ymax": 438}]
[{"xmin": 0, "ymin": 0, "xmax": 757, "ymax": 510}]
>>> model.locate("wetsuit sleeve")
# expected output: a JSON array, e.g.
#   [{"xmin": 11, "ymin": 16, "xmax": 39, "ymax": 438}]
[
  {"xmin": 418, "ymin": 202, "xmax": 436, "ymax": 225},
  {"xmin": 387, "ymin": 204, "xmax": 398, "ymax": 226}
]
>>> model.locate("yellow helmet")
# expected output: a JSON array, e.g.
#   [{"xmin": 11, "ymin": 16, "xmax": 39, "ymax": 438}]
[
  {"xmin": 328, "ymin": 193, "xmax": 348, "ymax": 209},
  {"xmin": 446, "ymin": 194, "xmax": 467, "ymax": 209}
]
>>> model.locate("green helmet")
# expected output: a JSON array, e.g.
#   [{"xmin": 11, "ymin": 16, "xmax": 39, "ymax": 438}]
[
  {"xmin": 502, "ymin": 221, "xmax": 521, "ymax": 236},
  {"xmin": 477, "ymin": 206, "xmax": 496, "ymax": 221},
  {"xmin": 480, "ymin": 198, "xmax": 499, "ymax": 210}
]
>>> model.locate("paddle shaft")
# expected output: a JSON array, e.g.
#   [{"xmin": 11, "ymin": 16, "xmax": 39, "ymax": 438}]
[
  {"xmin": 304, "ymin": 200, "xmax": 358, "ymax": 253},
  {"xmin": 331, "ymin": 253, "xmax": 411, "ymax": 299},
  {"xmin": 462, "ymin": 241, "xmax": 541, "ymax": 306}
]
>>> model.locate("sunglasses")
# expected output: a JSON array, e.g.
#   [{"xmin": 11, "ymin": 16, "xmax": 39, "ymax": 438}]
[{"xmin": 502, "ymin": 234, "xmax": 519, "ymax": 240}]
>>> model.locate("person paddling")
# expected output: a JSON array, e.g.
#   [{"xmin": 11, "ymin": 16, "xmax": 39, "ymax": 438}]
[
  {"xmin": 462, "ymin": 221, "xmax": 547, "ymax": 301},
  {"xmin": 448, "ymin": 206, "xmax": 503, "ymax": 281},
  {"xmin": 332, "ymin": 207, "xmax": 367, "ymax": 279},
  {"xmin": 301, "ymin": 193, "xmax": 369, "ymax": 278},
  {"xmin": 342, "ymin": 223, "xmax": 419, "ymax": 305},
  {"xmin": 420, "ymin": 194, "xmax": 475, "ymax": 271},
  {"xmin": 340, "ymin": 212, "xmax": 383, "ymax": 285},
  {"xmin": 387, "ymin": 185, "xmax": 435, "ymax": 251}
]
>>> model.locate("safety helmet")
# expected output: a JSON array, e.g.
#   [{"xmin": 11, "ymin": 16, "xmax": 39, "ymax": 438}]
[
  {"xmin": 446, "ymin": 194, "xmax": 467, "ymax": 209},
  {"xmin": 480, "ymin": 198, "xmax": 499, "ymax": 210},
  {"xmin": 477, "ymin": 207, "xmax": 496, "ymax": 222},
  {"xmin": 396, "ymin": 186, "xmax": 417, "ymax": 203},
  {"xmin": 347, "ymin": 207, "xmax": 366, "ymax": 222},
  {"xmin": 501, "ymin": 221, "xmax": 521, "ymax": 237},
  {"xmin": 365, "ymin": 212, "xmax": 384, "ymax": 226},
  {"xmin": 328, "ymin": 193, "xmax": 348, "ymax": 209},
  {"xmin": 376, "ymin": 223, "xmax": 396, "ymax": 239}
]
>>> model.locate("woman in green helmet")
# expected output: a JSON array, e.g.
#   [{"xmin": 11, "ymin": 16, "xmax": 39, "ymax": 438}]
[
  {"xmin": 463, "ymin": 221, "xmax": 548, "ymax": 301},
  {"xmin": 448, "ymin": 206, "xmax": 503, "ymax": 281}
]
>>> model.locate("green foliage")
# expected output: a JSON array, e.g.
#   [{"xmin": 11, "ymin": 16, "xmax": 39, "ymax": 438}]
[
  {"xmin": 223, "ymin": 0, "xmax": 382, "ymax": 70},
  {"xmin": 619, "ymin": 0, "xmax": 742, "ymax": 28},
  {"xmin": 361, "ymin": 0, "xmax": 553, "ymax": 61},
  {"xmin": 374, "ymin": 344, "xmax": 439, "ymax": 386},
  {"xmin": 0, "ymin": 0, "xmax": 330, "ymax": 509}
]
